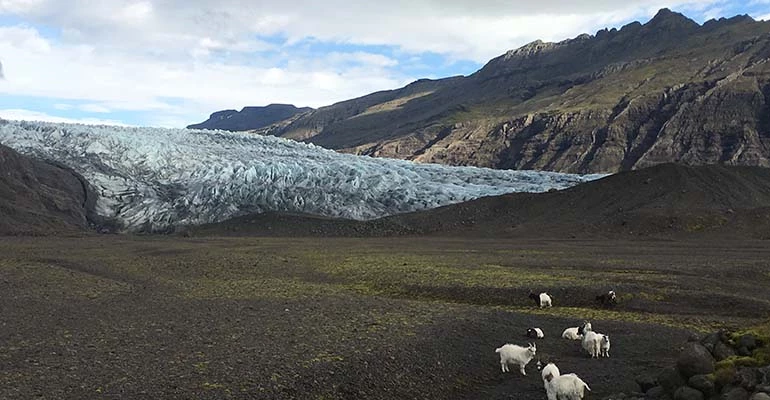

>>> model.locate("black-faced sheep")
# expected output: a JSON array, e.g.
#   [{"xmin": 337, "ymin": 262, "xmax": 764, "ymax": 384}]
[
  {"xmin": 595, "ymin": 290, "xmax": 617, "ymax": 307},
  {"xmin": 529, "ymin": 291, "xmax": 552, "ymax": 308},
  {"xmin": 526, "ymin": 327, "xmax": 544, "ymax": 339}
]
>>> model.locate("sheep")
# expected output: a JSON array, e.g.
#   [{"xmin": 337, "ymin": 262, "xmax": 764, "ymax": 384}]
[
  {"xmin": 526, "ymin": 327, "xmax": 544, "ymax": 339},
  {"xmin": 540, "ymin": 362, "xmax": 591, "ymax": 400},
  {"xmin": 581, "ymin": 323, "xmax": 607, "ymax": 359},
  {"xmin": 596, "ymin": 290, "xmax": 617, "ymax": 307},
  {"xmin": 561, "ymin": 327, "xmax": 582, "ymax": 340},
  {"xmin": 529, "ymin": 291, "xmax": 553, "ymax": 308},
  {"xmin": 576, "ymin": 321, "xmax": 592, "ymax": 336},
  {"xmin": 495, "ymin": 342, "xmax": 536, "ymax": 375},
  {"xmin": 599, "ymin": 334, "xmax": 611, "ymax": 357}
]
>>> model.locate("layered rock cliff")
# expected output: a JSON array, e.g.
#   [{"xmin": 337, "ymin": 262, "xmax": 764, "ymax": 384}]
[{"xmin": 244, "ymin": 9, "xmax": 770, "ymax": 173}]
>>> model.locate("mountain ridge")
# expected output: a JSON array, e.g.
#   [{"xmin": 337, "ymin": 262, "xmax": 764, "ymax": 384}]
[
  {"xmin": 196, "ymin": 9, "xmax": 770, "ymax": 174},
  {"xmin": 187, "ymin": 103, "xmax": 312, "ymax": 131}
]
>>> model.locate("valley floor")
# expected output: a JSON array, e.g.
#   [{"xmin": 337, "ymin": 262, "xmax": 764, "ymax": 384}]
[{"xmin": 1, "ymin": 236, "xmax": 769, "ymax": 399}]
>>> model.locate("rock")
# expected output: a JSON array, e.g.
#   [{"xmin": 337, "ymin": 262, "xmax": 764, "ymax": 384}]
[
  {"xmin": 689, "ymin": 333, "xmax": 704, "ymax": 342},
  {"xmin": 721, "ymin": 387, "xmax": 749, "ymax": 400},
  {"xmin": 647, "ymin": 386, "xmax": 670, "ymax": 399},
  {"xmin": 735, "ymin": 368, "xmax": 760, "ymax": 391},
  {"xmin": 675, "ymin": 386, "xmax": 705, "ymax": 400},
  {"xmin": 713, "ymin": 342, "xmax": 737, "ymax": 361},
  {"xmin": 689, "ymin": 375, "xmax": 716, "ymax": 396},
  {"xmin": 757, "ymin": 385, "xmax": 770, "ymax": 394},
  {"xmin": 638, "ymin": 374, "xmax": 659, "ymax": 392},
  {"xmin": 750, "ymin": 393, "xmax": 770, "ymax": 400},
  {"xmin": 660, "ymin": 367, "xmax": 687, "ymax": 394},
  {"xmin": 678, "ymin": 343, "xmax": 716, "ymax": 378},
  {"xmin": 738, "ymin": 347, "xmax": 752, "ymax": 357},
  {"xmin": 702, "ymin": 332, "xmax": 722, "ymax": 353},
  {"xmin": 738, "ymin": 335, "xmax": 758, "ymax": 351}
]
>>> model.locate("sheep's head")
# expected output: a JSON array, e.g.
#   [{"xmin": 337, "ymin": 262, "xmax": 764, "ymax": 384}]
[
  {"xmin": 544, "ymin": 372, "xmax": 555, "ymax": 382},
  {"xmin": 528, "ymin": 342, "xmax": 537, "ymax": 355},
  {"xmin": 609, "ymin": 290, "xmax": 617, "ymax": 301},
  {"xmin": 603, "ymin": 335, "xmax": 610, "ymax": 344},
  {"xmin": 578, "ymin": 321, "xmax": 593, "ymax": 335}
]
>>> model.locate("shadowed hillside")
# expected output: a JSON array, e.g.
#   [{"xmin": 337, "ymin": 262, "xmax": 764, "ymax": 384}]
[
  {"xmin": 0, "ymin": 143, "xmax": 96, "ymax": 235},
  {"xmin": 189, "ymin": 164, "xmax": 770, "ymax": 239}
]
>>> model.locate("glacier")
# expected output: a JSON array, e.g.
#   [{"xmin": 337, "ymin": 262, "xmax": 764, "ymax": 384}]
[{"xmin": 0, "ymin": 120, "xmax": 605, "ymax": 232}]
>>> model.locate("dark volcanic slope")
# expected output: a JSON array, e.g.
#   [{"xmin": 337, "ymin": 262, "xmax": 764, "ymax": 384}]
[
  {"xmin": 187, "ymin": 104, "xmax": 312, "ymax": 131},
  {"xmin": 246, "ymin": 9, "xmax": 770, "ymax": 173},
  {"xmin": 189, "ymin": 164, "xmax": 770, "ymax": 239},
  {"xmin": 0, "ymin": 143, "xmax": 95, "ymax": 235}
]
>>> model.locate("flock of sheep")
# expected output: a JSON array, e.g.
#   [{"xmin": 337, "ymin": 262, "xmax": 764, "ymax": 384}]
[{"xmin": 495, "ymin": 290, "xmax": 617, "ymax": 400}]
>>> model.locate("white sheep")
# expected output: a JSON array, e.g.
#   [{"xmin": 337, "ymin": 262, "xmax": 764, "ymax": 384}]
[
  {"xmin": 561, "ymin": 327, "xmax": 582, "ymax": 340},
  {"xmin": 495, "ymin": 342, "xmax": 536, "ymax": 375},
  {"xmin": 599, "ymin": 334, "xmax": 611, "ymax": 357},
  {"xmin": 527, "ymin": 327, "xmax": 544, "ymax": 339},
  {"xmin": 582, "ymin": 326, "xmax": 601, "ymax": 358},
  {"xmin": 529, "ymin": 292, "xmax": 553, "ymax": 308},
  {"xmin": 540, "ymin": 362, "xmax": 591, "ymax": 400}
]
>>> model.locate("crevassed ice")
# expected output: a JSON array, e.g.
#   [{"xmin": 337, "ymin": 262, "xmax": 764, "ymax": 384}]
[{"xmin": 0, "ymin": 120, "xmax": 605, "ymax": 231}]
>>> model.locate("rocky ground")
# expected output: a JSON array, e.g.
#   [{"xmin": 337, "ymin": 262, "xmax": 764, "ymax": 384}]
[{"xmin": 1, "ymin": 236, "xmax": 769, "ymax": 399}]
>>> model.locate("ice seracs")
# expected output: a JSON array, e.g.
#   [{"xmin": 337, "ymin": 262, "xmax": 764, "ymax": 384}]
[{"xmin": 0, "ymin": 120, "xmax": 603, "ymax": 232}]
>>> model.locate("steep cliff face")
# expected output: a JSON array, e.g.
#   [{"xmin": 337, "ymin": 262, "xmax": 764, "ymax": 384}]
[
  {"xmin": 0, "ymin": 142, "xmax": 96, "ymax": 235},
  {"xmin": 253, "ymin": 9, "xmax": 770, "ymax": 173}
]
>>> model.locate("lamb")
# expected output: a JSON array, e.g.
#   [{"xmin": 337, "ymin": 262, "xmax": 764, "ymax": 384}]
[
  {"xmin": 529, "ymin": 291, "xmax": 553, "ymax": 308},
  {"xmin": 599, "ymin": 334, "xmax": 611, "ymax": 357},
  {"xmin": 495, "ymin": 342, "xmax": 536, "ymax": 375},
  {"xmin": 561, "ymin": 327, "xmax": 582, "ymax": 340},
  {"xmin": 540, "ymin": 362, "xmax": 591, "ymax": 400},
  {"xmin": 526, "ymin": 327, "xmax": 544, "ymax": 339},
  {"xmin": 596, "ymin": 290, "xmax": 617, "ymax": 307}
]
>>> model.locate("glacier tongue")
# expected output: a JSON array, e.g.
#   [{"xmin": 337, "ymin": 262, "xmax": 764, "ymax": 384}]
[{"xmin": 0, "ymin": 120, "xmax": 604, "ymax": 232}]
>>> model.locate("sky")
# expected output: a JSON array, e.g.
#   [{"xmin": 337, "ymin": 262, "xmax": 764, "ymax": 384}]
[{"xmin": 1, "ymin": 1, "xmax": 769, "ymax": 128}]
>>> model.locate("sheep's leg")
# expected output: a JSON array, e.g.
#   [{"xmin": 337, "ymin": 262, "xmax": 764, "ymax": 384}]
[
  {"xmin": 501, "ymin": 361, "xmax": 507, "ymax": 373},
  {"xmin": 519, "ymin": 364, "xmax": 526, "ymax": 375}
]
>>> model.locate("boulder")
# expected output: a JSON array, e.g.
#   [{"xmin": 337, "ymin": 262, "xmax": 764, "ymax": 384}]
[
  {"xmin": 737, "ymin": 347, "xmax": 752, "ymax": 357},
  {"xmin": 757, "ymin": 385, "xmax": 770, "ymax": 394},
  {"xmin": 713, "ymin": 342, "xmax": 737, "ymax": 361},
  {"xmin": 660, "ymin": 367, "xmax": 687, "ymax": 394},
  {"xmin": 702, "ymin": 332, "xmax": 722, "ymax": 353},
  {"xmin": 737, "ymin": 335, "xmax": 758, "ymax": 351},
  {"xmin": 647, "ymin": 386, "xmax": 670, "ymax": 399},
  {"xmin": 750, "ymin": 393, "xmax": 770, "ymax": 400},
  {"xmin": 689, "ymin": 375, "xmax": 716, "ymax": 396},
  {"xmin": 638, "ymin": 374, "xmax": 659, "ymax": 393},
  {"xmin": 675, "ymin": 386, "xmax": 705, "ymax": 400},
  {"xmin": 721, "ymin": 387, "xmax": 749, "ymax": 400},
  {"xmin": 735, "ymin": 368, "xmax": 760, "ymax": 391},
  {"xmin": 678, "ymin": 343, "xmax": 716, "ymax": 378}
]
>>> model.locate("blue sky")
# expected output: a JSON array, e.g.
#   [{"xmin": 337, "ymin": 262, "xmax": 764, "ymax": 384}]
[{"xmin": 0, "ymin": 1, "xmax": 769, "ymax": 128}]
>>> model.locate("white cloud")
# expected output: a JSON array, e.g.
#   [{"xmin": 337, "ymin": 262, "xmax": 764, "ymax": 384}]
[{"xmin": 0, "ymin": 108, "xmax": 131, "ymax": 125}]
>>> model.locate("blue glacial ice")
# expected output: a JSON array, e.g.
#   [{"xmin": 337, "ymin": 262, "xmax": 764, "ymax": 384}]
[{"xmin": 0, "ymin": 120, "xmax": 605, "ymax": 232}]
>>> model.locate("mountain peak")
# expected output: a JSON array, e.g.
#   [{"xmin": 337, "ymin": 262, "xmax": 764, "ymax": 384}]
[{"xmin": 646, "ymin": 8, "xmax": 699, "ymax": 31}]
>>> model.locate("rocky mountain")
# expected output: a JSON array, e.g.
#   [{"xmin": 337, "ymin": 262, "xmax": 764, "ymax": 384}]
[
  {"xmin": 240, "ymin": 9, "xmax": 770, "ymax": 174},
  {"xmin": 0, "ymin": 142, "xmax": 97, "ymax": 235},
  {"xmin": 187, "ymin": 104, "xmax": 312, "ymax": 131}
]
